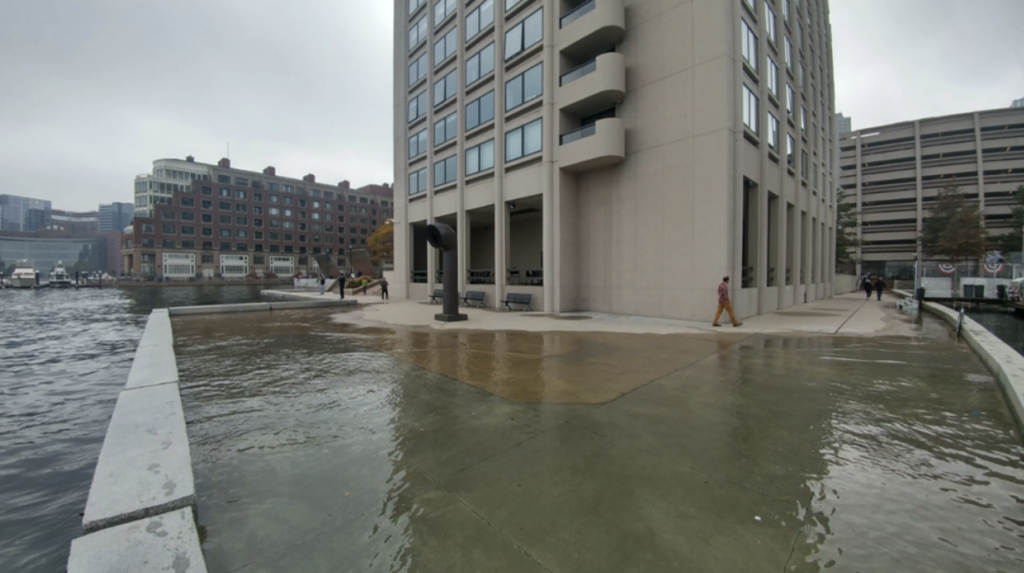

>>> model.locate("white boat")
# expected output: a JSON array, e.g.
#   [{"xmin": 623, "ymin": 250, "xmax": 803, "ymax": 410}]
[
  {"xmin": 10, "ymin": 261, "xmax": 38, "ymax": 289},
  {"xmin": 49, "ymin": 261, "xmax": 73, "ymax": 288}
]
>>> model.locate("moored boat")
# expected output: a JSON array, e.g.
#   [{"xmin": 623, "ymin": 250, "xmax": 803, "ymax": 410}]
[
  {"xmin": 49, "ymin": 262, "xmax": 73, "ymax": 288},
  {"xmin": 10, "ymin": 261, "xmax": 39, "ymax": 289}
]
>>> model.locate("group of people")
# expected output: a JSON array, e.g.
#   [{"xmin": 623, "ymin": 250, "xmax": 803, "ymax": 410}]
[
  {"xmin": 316, "ymin": 274, "xmax": 390, "ymax": 300},
  {"xmin": 860, "ymin": 274, "xmax": 887, "ymax": 301}
]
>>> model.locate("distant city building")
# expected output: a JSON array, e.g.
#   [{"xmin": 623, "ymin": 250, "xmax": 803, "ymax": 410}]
[
  {"xmin": 839, "ymin": 107, "xmax": 1024, "ymax": 277},
  {"xmin": 836, "ymin": 113, "xmax": 852, "ymax": 135},
  {"xmin": 0, "ymin": 234, "xmax": 109, "ymax": 277},
  {"xmin": 122, "ymin": 157, "xmax": 394, "ymax": 278},
  {"xmin": 49, "ymin": 210, "xmax": 99, "ymax": 235},
  {"xmin": 1012, "ymin": 97, "xmax": 1024, "ymax": 108},
  {"xmin": 0, "ymin": 194, "xmax": 52, "ymax": 232},
  {"xmin": 99, "ymin": 202, "xmax": 134, "ymax": 232}
]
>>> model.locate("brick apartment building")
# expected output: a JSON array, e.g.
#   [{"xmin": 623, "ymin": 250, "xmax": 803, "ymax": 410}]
[{"xmin": 123, "ymin": 157, "xmax": 394, "ymax": 279}]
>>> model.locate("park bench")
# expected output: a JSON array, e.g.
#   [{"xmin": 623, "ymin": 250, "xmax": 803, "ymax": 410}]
[
  {"xmin": 462, "ymin": 291, "xmax": 486, "ymax": 307},
  {"xmin": 501, "ymin": 292, "xmax": 532, "ymax": 312},
  {"xmin": 429, "ymin": 289, "xmax": 444, "ymax": 304}
]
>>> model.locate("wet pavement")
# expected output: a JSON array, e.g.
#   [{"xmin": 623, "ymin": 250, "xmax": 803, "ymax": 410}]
[{"xmin": 173, "ymin": 308, "xmax": 1024, "ymax": 572}]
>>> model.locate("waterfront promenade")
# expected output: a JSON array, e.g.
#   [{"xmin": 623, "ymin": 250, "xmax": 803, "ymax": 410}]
[{"xmin": 170, "ymin": 293, "xmax": 1024, "ymax": 572}]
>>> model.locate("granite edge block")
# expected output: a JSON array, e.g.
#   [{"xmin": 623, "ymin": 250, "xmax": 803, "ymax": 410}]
[{"xmin": 70, "ymin": 508, "xmax": 207, "ymax": 573}]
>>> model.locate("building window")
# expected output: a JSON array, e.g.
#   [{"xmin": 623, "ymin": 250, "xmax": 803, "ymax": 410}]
[
  {"xmin": 254, "ymin": 218, "xmax": 263, "ymax": 227},
  {"xmin": 181, "ymin": 240, "xmax": 195, "ymax": 249},
  {"xmin": 505, "ymin": 62, "xmax": 542, "ymax": 111},
  {"xmin": 202, "ymin": 228, "xmax": 213, "ymax": 237},
  {"xmin": 253, "ymin": 193, "xmax": 262, "ymax": 202},
  {"xmin": 801, "ymin": 150, "xmax": 808, "ymax": 180},
  {"xmin": 466, "ymin": 139, "xmax": 495, "ymax": 175},
  {"xmin": 217, "ymin": 175, "xmax": 230, "ymax": 184},
  {"xmin": 409, "ymin": 167, "xmax": 428, "ymax": 196},
  {"xmin": 767, "ymin": 113, "xmax": 779, "ymax": 150},
  {"xmin": 742, "ymin": 85, "xmax": 758, "ymax": 134},
  {"xmin": 787, "ymin": 134, "xmax": 795, "ymax": 167},
  {"xmin": 801, "ymin": 105, "xmax": 807, "ymax": 132},
  {"xmin": 253, "ymin": 206, "xmax": 263, "ymax": 215},
  {"xmin": 235, "ymin": 203, "xmax": 248, "ymax": 213},
  {"xmin": 162, "ymin": 239, "xmax": 176, "ymax": 248},
  {"xmin": 410, "ymin": 0, "xmax": 425, "ymax": 15},
  {"xmin": 181, "ymin": 197, "xmax": 195, "ymax": 207},
  {"xmin": 799, "ymin": 62, "xmax": 805, "ymax": 88},
  {"xmin": 466, "ymin": 0, "xmax": 494, "ymax": 41},
  {"xmin": 767, "ymin": 57, "xmax": 778, "ymax": 98},
  {"xmin": 786, "ymin": 84, "xmax": 794, "ymax": 117},
  {"xmin": 162, "ymin": 224, "xmax": 175, "ymax": 234},
  {"xmin": 409, "ymin": 16, "xmax": 427, "ymax": 50},
  {"xmin": 236, "ymin": 217, "xmax": 248, "ymax": 226},
  {"xmin": 269, "ymin": 194, "xmax": 279, "ymax": 203},
  {"xmin": 741, "ymin": 20, "xmax": 757, "ymax": 72},
  {"xmin": 181, "ymin": 212, "xmax": 195, "ymax": 221},
  {"xmin": 505, "ymin": 118, "xmax": 542, "ymax": 162},
  {"xmin": 235, "ymin": 189, "xmax": 247, "ymax": 200},
  {"xmin": 765, "ymin": 2, "xmax": 776, "ymax": 44},
  {"xmin": 782, "ymin": 0, "xmax": 789, "ymax": 21},
  {"xmin": 181, "ymin": 226, "xmax": 195, "ymax": 235},
  {"xmin": 409, "ymin": 91, "xmax": 428, "ymax": 123},
  {"xmin": 434, "ymin": 111, "xmax": 458, "ymax": 146},
  {"xmin": 742, "ymin": 0, "xmax": 756, "ymax": 15},
  {"xmin": 235, "ymin": 177, "xmax": 248, "ymax": 187},
  {"xmin": 220, "ymin": 229, "xmax": 232, "ymax": 238},
  {"xmin": 434, "ymin": 69, "xmax": 458, "ymax": 105},
  {"xmin": 219, "ymin": 188, "xmax": 231, "ymax": 197},
  {"xmin": 409, "ymin": 129, "xmax": 428, "ymax": 158},
  {"xmin": 201, "ymin": 186, "xmax": 212, "ymax": 195},
  {"xmin": 434, "ymin": 26, "xmax": 457, "ymax": 66},
  {"xmin": 504, "ymin": 8, "xmax": 542, "ymax": 61},
  {"xmin": 162, "ymin": 210, "xmax": 176, "ymax": 220},
  {"xmin": 434, "ymin": 0, "xmax": 455, "ymax": 25},
  {"xmin": 466, "ymin": 90, "xmax": 495, "ymax": 130},
  {"xmin": 409, "ymin": 53, "xmax": 428, "ymax": 85},
  {"xmin": 784, "ymin": 36, "xmax": 792, "ymax": 69},
  {"xmin": 466, "ymin": 43, "xmax": 495, "ymax": 86}
]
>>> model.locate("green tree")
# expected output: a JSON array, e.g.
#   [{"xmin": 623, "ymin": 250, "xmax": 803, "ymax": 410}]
[
  {"xmin": 835, "ymin": 188, "xmax": 860, "ymax": 267},
  {"xmin": 367, "ymin": 219, "xmax": 394, "ymax": 266},
  {"xmin": 988, "ymin": 184, "xmax": 1024, "ymax": 258},
  {"xmin": 921, "ymin": 184, "xmax": 988, "ymax": 294}
]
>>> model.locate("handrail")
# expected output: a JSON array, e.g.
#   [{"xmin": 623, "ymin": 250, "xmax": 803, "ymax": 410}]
[
  {"xmin": 560, "ymin": 123, "xmax": 597, "ymax": 145},
  {"xmin": 559, "ymin": 58, "xmax": 597, "ymax": 86},
  {"xmin": 559, "ymin": 0, "xmax": 595, "ymax": 28}
]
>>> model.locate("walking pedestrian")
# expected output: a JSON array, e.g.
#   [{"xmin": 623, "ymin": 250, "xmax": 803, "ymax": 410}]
[
  {"xmin": 712, "ymin": 276, "xmax": 743, "ymax": 327},
  {"xmin": 319, "ymin": 275, "xmax": 326, "ymax": 295},
  {"xmin": 863, "ymin": 275, "xmax": 873, "ymax": 299},
  {"xmin": 380, "ymin": 278, "xmax": 389, "ymax": 301},
  {"xmin": 874, "ymin": 277, "xmax": 886, "ymax": 301}
]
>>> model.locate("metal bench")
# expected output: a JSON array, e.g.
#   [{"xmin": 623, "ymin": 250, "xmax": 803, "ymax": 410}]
[
  {"xmin": 501, "ymin": 292, "xmax": 533, "ymax": 312},
  {"xmin": 462, "ymin": 291, "xmax": 486, "ymax": 307},
  {"xmin": 429, "ymin": 289, "xmax": 444, "ymax": 304}
]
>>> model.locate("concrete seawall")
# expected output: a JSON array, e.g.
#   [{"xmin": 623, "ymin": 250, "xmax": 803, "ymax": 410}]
[
  {"xmin": 896, "ymin": 292, "xmax": 1024, "ymax": 439},
  {"xmin": 68, "ymin": 309, "xmax": 208, "ymax": 572},
  {"xmin": 168, "ymin": 293, "xmax": 356, "ymax": 315}
]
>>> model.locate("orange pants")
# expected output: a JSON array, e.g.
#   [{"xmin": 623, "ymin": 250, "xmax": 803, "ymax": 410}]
[{"xmin": 713, "ymin": 301, "xmax": 739, "ymax": 326}]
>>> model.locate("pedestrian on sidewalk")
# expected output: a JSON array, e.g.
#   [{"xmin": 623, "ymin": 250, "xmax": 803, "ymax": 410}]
[
  {"xmin": 863, "ymin": 275, "xmax": 873, "ymax": 299},
  {"xmin": 874, "ymin": 277, "xmax": 886, "ymax": 301},
  {"xmin": 319, "ymin": 275, "xmax": 326, "ymax": 295},
  {"xmin": 380, "ymin": 278, "xmax": 389, "ymax": 301},
  {"xmin": 712, "ymin": 276, "xmax": 743, "ymax": 327}
]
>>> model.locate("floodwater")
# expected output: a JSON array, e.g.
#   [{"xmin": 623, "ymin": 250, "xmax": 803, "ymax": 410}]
[
  {"xmin": 965, "ymin": 307, "xmax": 1024, "ymax": 357},
  {"xmin": 174, "ymin": 310, "xmax": 1024, "ymax": 573},
  {"xmin": 0, "ymin": 284, "xmax": 264, "ymax": 573}
]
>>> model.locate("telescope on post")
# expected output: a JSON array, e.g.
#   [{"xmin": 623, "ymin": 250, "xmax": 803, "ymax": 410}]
[{"xmin": 427, "ymin": 223, "xmax": 467, "ymax": 322}]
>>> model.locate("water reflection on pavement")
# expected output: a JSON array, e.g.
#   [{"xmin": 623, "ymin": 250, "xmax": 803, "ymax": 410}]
[{"xmin": 174, "ymin": 310, "xmax": 1024, "ymax": 573}]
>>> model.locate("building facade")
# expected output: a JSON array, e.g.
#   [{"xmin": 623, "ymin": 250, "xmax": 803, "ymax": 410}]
[
  {"xmin": 0, "ymin": 194, "xmax": 52, "ymax": 232},
  {"xmin": 133, "ymin": 157, "xmax": 214, "ymax": 218},
  {"xmin": 99, "ymin": 202, "xmax": 134, "ymax": 233},
  {"xmin": 49, "ymin": 210, "xmax": 100, "ymax": 235},
  {"xmin": 0, "ymin": 233, "xmax": 109, "ymax": 277},
  {"xmin": 1011, "ymin": 97, "xmax": 1023, "ymax": 109},
  {"xmin": 122, "ymin": 157, "xmax": 394, "ymax": 279},
  {"xmin": 835, "ymin": 113, "xmax": 851, "ymax": 136},
  {"xmin": 839, "ymin": 107, "xmax": 1024, "ymax": 276},
  {"xmin": 392, "ymin": 0, "xmax": 837, "ymax": 320}
]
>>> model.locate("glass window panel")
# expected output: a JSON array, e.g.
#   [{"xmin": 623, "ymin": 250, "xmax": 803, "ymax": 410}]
[
  {"xmin": 506, "ymin": 75, "xmax": 523, "ymax": 111},
  {"xmin": 524, "ymin": 9, "xmax": 543, "ymax": 49},
  {"xmin": 481, "ymin": 91, "xmax": 494, "ymax": 123},
  {"xmin": 480, "ymin": 140, "xmax": 494, "ymax": 170},
  {"xmin": 446, "ymin": 156, "xmax": 457, "ymax": 182},
  {"xmin": 506, "ymin": 129, "xmax": 523, "ymax": 161},
  {"xmin": 523, "ymin": 63, "xmax": 543, "ymax": 103},
  {"xmin": 466, "ymin": 146, "xmax": 480, "ymax": 174},
  {"xmin": 466, "ymin": 99, "xmax": 480, "ymax": 130},
  {"xmin": 523, "ymin": 119, "xmax": 542, "ymax": 155}
]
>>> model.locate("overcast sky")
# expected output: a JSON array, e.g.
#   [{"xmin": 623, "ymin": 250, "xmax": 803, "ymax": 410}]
[{"xmin": 1, "ymin": 1, "xmax": 1023, "ymax": 212}]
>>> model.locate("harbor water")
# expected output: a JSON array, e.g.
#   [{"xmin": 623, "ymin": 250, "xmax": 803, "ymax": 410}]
[{"xmin": 0, "ymin": 285, "xmax": 264, "ymax": 573}]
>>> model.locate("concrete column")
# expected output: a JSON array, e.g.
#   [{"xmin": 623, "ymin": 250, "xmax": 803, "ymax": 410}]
[
  {"xmin": 541, "ymin": 0, "xmax": 556, "ymax": 313},
  {"xmin": 974, "ymin": 112, "xmax": 986, "ymax": 220},
  {"xmin": 492, "ymin": 5, "xmax": 508, "ymax": 309},
  {"xmin": 914, "ymin": 121, "xmax": 923, "ymax": 262},
  {"xmin": 456, "ymin": 0, "xmax": 468, "ymax": 296}
]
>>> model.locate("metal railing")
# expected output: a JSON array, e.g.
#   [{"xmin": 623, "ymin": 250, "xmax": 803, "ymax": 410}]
[
  {"xmin": 559, "ymin": 58, "xmax": 597, "ymax": 86},
  {"xmin": 560, "ymin": 0, "xmax": 595, "ymax": 28},
  {"xmin": 559, "ymin": 123, "xmax": 597, "ymax": 145}
]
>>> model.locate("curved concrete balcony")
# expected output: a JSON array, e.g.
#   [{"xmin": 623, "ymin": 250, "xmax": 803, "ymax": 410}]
[
  {"xmin": 558, "ymin": 117, "xmax": 625, "ymax": 172},
  {"xmin": 557, "ymin": 0, "xmax": 626, "ymax": 61},
  {"xmin": 557, "ymin": 52, "xmax": 625, "ymax": 117}
]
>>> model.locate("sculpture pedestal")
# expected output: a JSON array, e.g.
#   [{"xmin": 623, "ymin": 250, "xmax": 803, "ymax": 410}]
[{"xmin": 434, "ymin": 312, "xmax": 468, "ymax": 322}]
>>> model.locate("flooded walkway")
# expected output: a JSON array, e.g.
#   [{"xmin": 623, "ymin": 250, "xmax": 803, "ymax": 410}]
[{"xmin": 173, "ymin": 307, "xmax": 1024, "ymax": 572}]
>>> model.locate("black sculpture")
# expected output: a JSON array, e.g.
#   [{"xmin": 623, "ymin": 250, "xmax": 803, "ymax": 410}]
[{"xmin": 427, "ymin": 223, "xmax": 467, "ymax": 322}]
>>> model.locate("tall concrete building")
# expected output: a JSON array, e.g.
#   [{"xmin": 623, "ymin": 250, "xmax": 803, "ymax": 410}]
[
  {"xmin": 99, "ymin": 202, "xmax": 134, "ymax": 233},
  {"xmin": 133, "ymin": 157, "xmax": 213, "ymax": 218},
  {"xmin": 839, "ymin": 107, "xmax": 1024, "ymax": 277},
  {"xmin": 1011, "ymin": 97, "xmax": 1024, "ymax": 109},
  {"xmin": 392, "ymin": 0, "xmax": 837, "ymax": 320}
]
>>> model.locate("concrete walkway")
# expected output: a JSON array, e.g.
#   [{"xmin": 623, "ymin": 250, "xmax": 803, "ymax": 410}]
[{"xmin": 342, "ymin": 292, "xmax": 913, "ymax": 337}]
